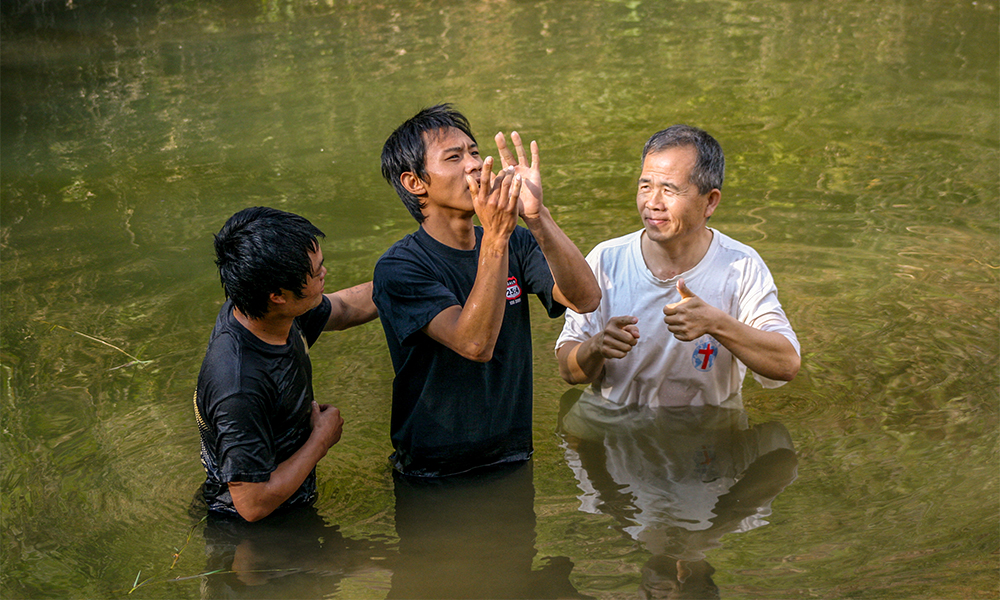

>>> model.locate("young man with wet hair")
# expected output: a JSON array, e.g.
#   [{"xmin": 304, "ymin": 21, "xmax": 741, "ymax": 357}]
[
  {"xmin": 195, "ymin": 206, "xmax": 377, "ymax": 522},
  {"xmin": 556, "ymin": 125, "xmax": 800, "ymax": 407},
  {"xmin": 374, "ymin": 104, "xmax": 601, "ymax": 477}
]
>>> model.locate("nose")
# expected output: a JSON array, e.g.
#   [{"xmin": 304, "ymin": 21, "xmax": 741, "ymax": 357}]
[
  {"xmin": 645, "ymin": 192, "xmax": 667, "ymax": 210},
  {"xmin": 464, "ymin": 151, "xmax": 484, "ymax": 173}
]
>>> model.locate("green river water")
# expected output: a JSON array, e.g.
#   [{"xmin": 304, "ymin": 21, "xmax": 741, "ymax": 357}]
[{"xmin": 1, "ymin": 1, "xmax": 997, "ymax": 598}]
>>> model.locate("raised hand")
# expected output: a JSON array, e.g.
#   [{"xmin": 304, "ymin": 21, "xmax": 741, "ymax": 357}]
[
  {"xmin": 466, "ymin": 157, "xmax": 522, "ymax": 242},
  {"xmin": 663, "ymin": 278, "xmax": 717, "ymax": 341},
  {"xmin": 495, "ymin": 131, "xmax": 543, "ymax": 219}
]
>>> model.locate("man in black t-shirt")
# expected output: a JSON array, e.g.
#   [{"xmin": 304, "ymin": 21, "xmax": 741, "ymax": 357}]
[
  {"xmin": 195, "ymin": 207, "xmax": 377, "ymax": 522},
  {"xmin": 374, "ymin": 104, "xmax": 601, "ymax": 477}
]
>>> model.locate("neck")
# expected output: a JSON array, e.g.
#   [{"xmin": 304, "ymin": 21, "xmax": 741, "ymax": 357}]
[
  {"xmin": 640, "ymin": 228, "xmax": 713, "ymax": 280},
  {"xmin": 233, "ymin": 306, "xmax": 293, "ymax": 346},
  {"xmin": 420, "ymin": 212, "xmax": 477, "ymax": 250}
]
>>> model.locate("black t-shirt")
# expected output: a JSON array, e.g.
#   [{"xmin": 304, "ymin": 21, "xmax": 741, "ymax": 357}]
[
  {"xmin": 373, "ymin": 226, "xmax": 564, "ymax": 477},
  {"xmin": 194, "ymin": 296, "xmax": 332, "ymax": 516}
]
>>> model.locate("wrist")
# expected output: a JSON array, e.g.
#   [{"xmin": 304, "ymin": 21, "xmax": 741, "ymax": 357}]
[
  {"xmin": 520, "ymin": 205, "xmax": 551, "ymax": 225},
  {"xmin": 480, "ymin": 230, "xmax": 511, "ymax": 256}
]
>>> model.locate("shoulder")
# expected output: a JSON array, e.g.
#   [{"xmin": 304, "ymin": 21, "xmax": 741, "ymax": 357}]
[
  {"xmin": 584, "ymin": 230, "xmax": 643, "ymax": 277},
  {"xmin": 376, "ymin": 233, "xmax": 420, "ymax": 266},
  {"xmin": 588, "ymin": 230, "xmax": 641, "ymax": 259},
  {"xmin": 707, "ymin": 230, "xmax": 779, "ymax": 295},
  {"xmin": 374, "ymin": 234, "xmax": 427, "ymax": 281},
  {"xmin": 712, "ymin": 230, "xmax": 766, "ymax": 263},
  {"xmin": 199, "ymin": 329, "xmax": 252, "ymax": 404}
]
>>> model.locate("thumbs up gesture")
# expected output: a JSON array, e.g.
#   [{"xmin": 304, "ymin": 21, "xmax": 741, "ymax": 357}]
[{"xmin": 663, "ymin": 278, "xmax": 716, "ymax": 341}]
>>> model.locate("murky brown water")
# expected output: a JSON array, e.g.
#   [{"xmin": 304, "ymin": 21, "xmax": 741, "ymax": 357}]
[{"xmin": 2, "ymin": 0, "xmax": 997, "ymax": 598}]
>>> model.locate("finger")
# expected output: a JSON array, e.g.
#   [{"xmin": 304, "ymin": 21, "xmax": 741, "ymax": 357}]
[
  {"xmin": 602, "ymin": 336, "xmax": 636, "ymax": 356},
  {"xmin": 482, "ymin": 156, "xmax": 495, "ymax": 193},
  {"xmin": 623, "ymin": 324, "xmax": 641, "ymax": 339},
  {"xmin": 529, "ymin": 140, "xmax": 540, "ymax": 171},
  {"xmin": 604, "ymin": 326, "xmax": 639, "ymax": 346},
  {"xmin": 609, "ymin": 315, "xmax": 639, "ymax": 329},
  {"xmin": 494, "ymin": 132, "xmax": 515, "ymax": 169},
  {"xmin": 511, "ymin": 131, "xmax": 528, "ymax": 166},
  {"xmin": 466, "ymin": 174, "xmax": 480, "ymax": 199},
  {"xmin": 508, "ymin": 174, "xmax": 523, "ymax": 211},
  {"xmin": 677, "ymin": 278, "xmax": 695, "ymax": 300},
  {"xmin": 490, "ymin": 168, "xmax": 511, "ymax": 208}
]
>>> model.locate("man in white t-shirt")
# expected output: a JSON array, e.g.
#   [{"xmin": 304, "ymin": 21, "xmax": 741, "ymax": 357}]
[{"xmin": 555, "ymin": 125, "xmax": 800, "ymax": 407}]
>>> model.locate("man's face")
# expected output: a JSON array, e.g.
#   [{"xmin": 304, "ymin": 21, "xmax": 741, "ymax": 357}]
[
  {"xmin": 416, "ymin": 127, "xmax": 483, "ymax": 215},
  {"xmin": 282, "ymin": 244, "xmax": 326, "ymax": 316},
  {"xmin": 635, "ymin": 146, "xmax": 719, "ymax": 246}
]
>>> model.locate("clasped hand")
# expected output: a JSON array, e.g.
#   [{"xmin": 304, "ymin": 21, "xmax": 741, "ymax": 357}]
[{"xmin": 466, "ymin": 156, "xmax": 522, "ymax": 240}]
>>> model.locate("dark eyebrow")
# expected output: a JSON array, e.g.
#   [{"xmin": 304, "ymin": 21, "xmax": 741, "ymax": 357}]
[{"xmin": 440, "ymin": 142, "xmax": 477, "ymax": 155}]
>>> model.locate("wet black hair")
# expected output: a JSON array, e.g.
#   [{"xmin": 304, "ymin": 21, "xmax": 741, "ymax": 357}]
[
  {"xmin": 641, "ymin": 125, "xmax": 725, "ymax": 195},
  {"xmin": 381, "ymin": 103, "xmax": 478, "ymax": 223},
  {"xmin": 213, "ymin": 206, "xmax": 324, "ymax": 319}
]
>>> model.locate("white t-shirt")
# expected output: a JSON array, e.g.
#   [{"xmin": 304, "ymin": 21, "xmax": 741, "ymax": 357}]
[{"xmin": 556, "ymin": 229, "xmax": 799, "ymax": 407}]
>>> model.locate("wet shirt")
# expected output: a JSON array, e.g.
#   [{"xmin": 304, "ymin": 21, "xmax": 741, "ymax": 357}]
[
  {"xmin": 373, "ymin": 226, "xmax": 563, "ymax": 477},
  {"xmin": 556, "ymin": 229, "xmax": 799, "ymax": 407},
  {"xmin": 194, "ymin": 296, "xmax": 331, "ymax": 516}
]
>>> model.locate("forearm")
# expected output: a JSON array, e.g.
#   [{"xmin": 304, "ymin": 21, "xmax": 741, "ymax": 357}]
[
  {"xmin": 711, "ymin": 315, "xmax": 800, "ymax": 381},
  {"xmin": 325, "ymin": 281, "xmax": 378, "ymax": 331},
  {"xmin": 425, "ymin": 233, "xmax": 510, "ymax": 362},
  {"xmin": 228, "ymin": 432, "xmax": 330, "ymax": 522},
  {"xmin": 522, "ymin": 208, "xmax": 601, "ymax": 313},
  {"xmin": 557, "ymin": 338, "xmax": 604, "ymax": 385}
]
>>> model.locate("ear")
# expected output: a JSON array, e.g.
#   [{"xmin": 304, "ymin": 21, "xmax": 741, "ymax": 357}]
[
  {"xmin": 704, "ymin": 189, "xmax": 721, "ymax": 219},
  {"xmin": 269, "ymin": 291, "xmax": 288, "ymax": 306},
  {"xmin": 400, "ymin": 172, "xmax": 427, "ymax": 196}
]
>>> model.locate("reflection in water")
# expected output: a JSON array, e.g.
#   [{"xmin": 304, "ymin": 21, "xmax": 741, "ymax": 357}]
[
  {"xmin": 558, "ymin": 390, "xmax": 798, "ymax": 599},
  {"xmin": 390, "ymin": 461, "xmax": 589, "ymax": 599},
  {"xmin": 199, "ymin": 501, "xmax": 391, "ymax": 598}
]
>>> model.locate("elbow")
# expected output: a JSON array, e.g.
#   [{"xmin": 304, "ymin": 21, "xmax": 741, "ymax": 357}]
[
  {"xmin": 230, "ymin": 486, "xmax": 275, "ymax": 523},
  {"xmin": 459, "ymin": 345, "xmax": 494, "ymax": 363},
  {"xmin": 468, "ymin": 351, "xmax": 493, "ymax": 363},
  {"xmin": 777, "ymin": 354, "xmax": 801, "ymax": 382},
  {"xmin": 556, "ymin": 345, "xmax": 595, "ymax": 385},
  {"xmin": 235, "ymin": 505, "xmax": 270, "ymax": 523},
  {"xmin": 575, "ymin": 296, "xmax": 601, "ymax": 315},
  {"xmin": 559, "ymin": 367, "xmax": 588, "ymax": 386},
  {"xmin": 573, "ymin": 287, "xmax": 602, "ymax": 314}
]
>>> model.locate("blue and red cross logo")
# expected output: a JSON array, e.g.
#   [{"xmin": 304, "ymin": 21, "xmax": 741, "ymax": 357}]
[{"xmin": 691, "ymin": 339, "xmax": 718, "ymax": 371}]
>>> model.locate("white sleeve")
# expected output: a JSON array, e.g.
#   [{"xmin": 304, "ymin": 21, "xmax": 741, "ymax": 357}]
[
  {"xmin": 737, "ymin": 255, "xmax": 800, "ymax": 388},
  {"xmin": 555, "ymin": 248, "xmax": 606, "ymax": 351}
]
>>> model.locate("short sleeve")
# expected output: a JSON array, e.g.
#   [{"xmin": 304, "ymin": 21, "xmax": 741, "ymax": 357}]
[
  {"xmin": 295, "ymin": 294, "xmax": 332, "ymax": 347},
  {"xmin": 555, "ymin": 246, "xmax": 604, "ymax": 350},
  {"xmin": 373, "ymin": 254, "xmax": 461, "ymax": 345},
  {"xmin": 210, "ymin": 391, "xmax": 276, "ymax": 484},
  {"xmin": 736, "ymin": 257, "xmax": 800, "ymax": 389}
]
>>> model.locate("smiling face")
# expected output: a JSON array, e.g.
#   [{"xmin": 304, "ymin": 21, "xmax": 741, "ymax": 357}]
[
  {"xmin": 404, "ymin": 126, "xmax": 483, "ymax": 219},
  {"xmin": 636, "ymin": 145, "xmax": 720, "ymax": 248}
]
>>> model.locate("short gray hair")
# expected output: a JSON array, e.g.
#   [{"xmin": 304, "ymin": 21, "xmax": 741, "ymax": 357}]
[{"xmin": 641, "ymin": 125, "xmax": 725, "ymax": 194}]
